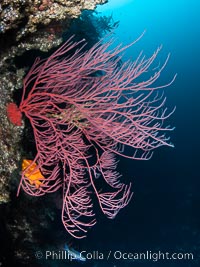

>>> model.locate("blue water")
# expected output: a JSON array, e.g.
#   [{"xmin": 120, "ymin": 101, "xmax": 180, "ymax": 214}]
[{"xmin": 77, "ymin": 1, "xmax": 200, "ymax": 266}]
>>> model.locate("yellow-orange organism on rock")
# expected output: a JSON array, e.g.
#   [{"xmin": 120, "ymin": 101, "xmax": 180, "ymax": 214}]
[{"xmin": 22, "ymin": 159, "xmax": 45, "ymax": 189}]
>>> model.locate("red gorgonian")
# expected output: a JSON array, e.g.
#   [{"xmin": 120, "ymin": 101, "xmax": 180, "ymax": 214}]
[{"xmin": 9, "ymin": 35, "xmax": 175, "ymax": 238}]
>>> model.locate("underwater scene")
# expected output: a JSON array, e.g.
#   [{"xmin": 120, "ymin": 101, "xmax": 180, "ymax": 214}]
[{"xmin": 0, "ymin": 0, "xmax": 199, "ymax": 266}]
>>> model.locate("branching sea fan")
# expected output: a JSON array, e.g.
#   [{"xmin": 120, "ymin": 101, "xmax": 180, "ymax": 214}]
[{"xmin": 9, "ymin": 35, "xmax": 176, "ymax": 238}]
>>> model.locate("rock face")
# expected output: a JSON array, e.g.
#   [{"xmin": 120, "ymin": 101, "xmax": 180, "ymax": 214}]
[
  {"xmin": 0, "ymin": 0, "xmax": 107, "ymax": 38},
  {"xmin": 0, "ymin": 68, "xmax": 24, "ymax": 205}
]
